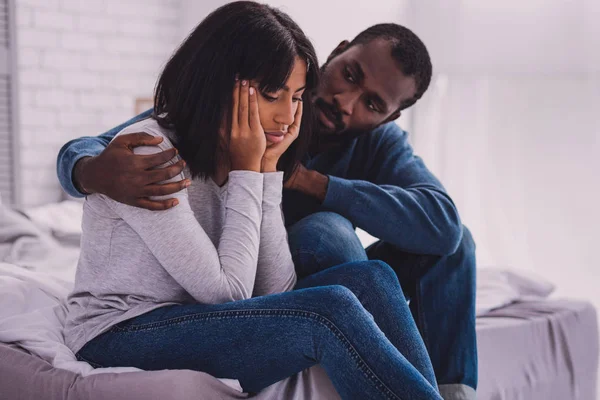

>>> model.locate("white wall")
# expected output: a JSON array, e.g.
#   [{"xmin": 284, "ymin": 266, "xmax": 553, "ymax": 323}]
[
  {"xmin": 16, "ymin": 0, "xmax": 181, "ymax": 206},
  {"xmin": 408, "ymin": 0, "xmax": 600, "ymax": 288},
  {"xmin": 408, "ymin": 3, "xmax": 600, "ymax": 389}
]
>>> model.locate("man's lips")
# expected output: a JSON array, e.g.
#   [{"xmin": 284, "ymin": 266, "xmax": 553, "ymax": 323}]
[{"xmin": 317, "ymin": 107, "xmax": 336, "ymax": 130}]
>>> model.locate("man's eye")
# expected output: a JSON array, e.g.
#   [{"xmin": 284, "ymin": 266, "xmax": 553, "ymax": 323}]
[
  {"xmin": 292, "ymin": 97, "xmax": 303, "ymax": 103},
  {"xmin": 367, "ymin": 100, "xmax": 377, "ymax": 112},
  {"xmin": 344, "ymin": 67, "xmax": 355, "ymax": 83}
]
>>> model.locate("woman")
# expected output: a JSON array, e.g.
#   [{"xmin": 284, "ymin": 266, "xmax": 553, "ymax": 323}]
[{"xmin": 64, "ymin": 2, "xmax": 441, "ymax": 399}]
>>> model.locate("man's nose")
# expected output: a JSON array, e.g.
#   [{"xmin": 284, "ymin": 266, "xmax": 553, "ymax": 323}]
[{"xmin": 334, "ymin": 90, "xmax": 360, "ymax": 116}]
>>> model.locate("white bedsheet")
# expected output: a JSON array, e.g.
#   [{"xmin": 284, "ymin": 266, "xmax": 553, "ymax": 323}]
[
  {"xmin": 0, "ymin": 262, "xmax": 145, "ymax": 376},
  {"xmin": 0, "ymin": 262, "xmax": 245, "ymax": 390}
]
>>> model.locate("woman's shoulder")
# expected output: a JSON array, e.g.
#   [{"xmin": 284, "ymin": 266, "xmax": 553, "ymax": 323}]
[{"xmin": 114, "ymin": 118, "xmax": 176, "ymax": 156}]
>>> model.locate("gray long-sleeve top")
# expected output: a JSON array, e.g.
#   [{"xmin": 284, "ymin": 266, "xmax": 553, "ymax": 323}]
[{"xmin": 64, "ymin": 119, "xmax": 297, "ymax": 354}]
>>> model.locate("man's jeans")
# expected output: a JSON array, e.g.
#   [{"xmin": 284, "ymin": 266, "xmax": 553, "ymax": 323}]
[
  {"xmin": 288, "ymin": 212, "xmax": 478, "ymax": 400},
  {"xmin": 77, "ymin": 261, "xmax": 442, "ymax": 400}
]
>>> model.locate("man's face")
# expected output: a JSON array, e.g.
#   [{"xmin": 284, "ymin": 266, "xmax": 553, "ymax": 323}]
[{"xmin": 313, "ymin": 39, "xmax": 418, "ymax": 142}]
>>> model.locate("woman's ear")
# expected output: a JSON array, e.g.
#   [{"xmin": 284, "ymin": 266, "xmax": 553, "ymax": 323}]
[{"xmin": 326, "ymin": 40, "xmax": 350, "ymax": 63}]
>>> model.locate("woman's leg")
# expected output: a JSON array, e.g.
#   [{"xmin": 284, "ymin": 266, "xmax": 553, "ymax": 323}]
[
  {"xmin": 296, "ymin": 260, "xmax": 438, "ymax": 389},
  {"xmin": 77, "ymin": 285, "xmax": 441, "ymax": 400}
]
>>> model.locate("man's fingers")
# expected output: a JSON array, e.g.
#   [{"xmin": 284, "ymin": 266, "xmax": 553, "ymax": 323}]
[
  {"xmin": 142, "ymin": 180, "xmax": 190, "ymax": 197},
  {"xmin": 248, "ymin": 86, "xmax": 261, "ymax": 132},
  {"xmin": 144, "ymin": 160, "xmax": 186, "ymax": 184},
  {"xmin": 139, "ymin": 148, "xmax": 179, "ymax": 169},
  {"xmin": 135, "ymin": 197, "xmax": 179, "ymax": 211},
  {"xmin": 238, "ymin": 80, "xmax": 249, "ymax": 129},
  {"xmin": 116, "ymin": 132, "xmax": 164, "ymax": 149}
]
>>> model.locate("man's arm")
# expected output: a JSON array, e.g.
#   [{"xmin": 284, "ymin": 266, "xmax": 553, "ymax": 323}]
[
  {"xmin": 286, "ymin": 123, "xmax": 462, "ymax": 256},
  {"xmin": 56, "ymin": 109, "xmax": 188, "ymax": 210}
]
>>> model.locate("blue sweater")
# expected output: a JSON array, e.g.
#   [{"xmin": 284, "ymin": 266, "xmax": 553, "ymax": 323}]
[{"xmin": 57, "ymin": 110, "xmax": 462, "ymax": 256}]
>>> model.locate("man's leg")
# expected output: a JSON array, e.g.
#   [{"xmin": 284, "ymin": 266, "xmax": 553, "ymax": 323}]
[
  {"xmin": 288, "ymin": 212, "xmax": 477, "ymax": 399},
  {"xmin": 366, "ymin": 227, "xmax": 478, "ymax": 400},
  {"xmin": 287, "ymin": 211, "xmax": 368, "ymax": 279}
]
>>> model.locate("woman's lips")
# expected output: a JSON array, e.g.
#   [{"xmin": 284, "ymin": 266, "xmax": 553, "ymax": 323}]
[{"xmin": 265, "ymin": 132, "xmax": 285, "ymax": 144}]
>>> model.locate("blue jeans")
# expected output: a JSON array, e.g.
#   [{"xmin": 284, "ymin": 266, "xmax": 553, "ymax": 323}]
[
  {"xmin": 288, "ymin": 212, "xmax": 477, "ymax": 398},
  {"xmin": 76, "ymin": 261, "xmax": 442, "ymax": 400}
]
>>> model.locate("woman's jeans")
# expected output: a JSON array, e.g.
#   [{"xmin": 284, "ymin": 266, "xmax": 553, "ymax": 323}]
[{"xmin": 77, "ymin": 261, "xmax": 441, "ymax": 400}]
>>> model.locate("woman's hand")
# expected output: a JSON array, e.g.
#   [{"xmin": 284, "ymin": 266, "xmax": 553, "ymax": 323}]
[
  {"xmin": 261, "ymin": 101, "xmax": 303, "ymax": 173},
  {"xmin": 229, "ymin": 79, "xmax": 267, "ymax": 172}
]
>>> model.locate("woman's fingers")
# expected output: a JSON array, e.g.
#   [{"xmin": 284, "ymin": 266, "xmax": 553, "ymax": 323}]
[
  {"xmin": 238, "ymin": 80, "xmax": 249, "ymax": 130},
  {"xmin": 248, "ymin": 86, "xmax": 262, "ymax": 133},
  {"xmin": 231, "ymin": 78, "xmax": 240, "ymax": 135},
  {"xmin": 288, "ymin": 101, "xmax": 303, "ymax": 137}
]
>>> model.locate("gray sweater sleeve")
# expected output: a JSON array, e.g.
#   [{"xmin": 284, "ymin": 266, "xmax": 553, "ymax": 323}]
[
  {"xmin": 252, "ymin": 172, "xmax": 297, "ymax": 296},
  {"xmin": 105, "ymin": 128, "xmax": 264, "ymax": 304}
]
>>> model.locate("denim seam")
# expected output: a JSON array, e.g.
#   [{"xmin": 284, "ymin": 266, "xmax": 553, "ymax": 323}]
[
  {"xmin": 414, "ymin": 259, "xmax": 431, "ymax": 361},
  {"xmin": 294, "ymin": 224, "xmax": 328, "ymax": 272},
  {"xmin": 111, "ymin": 308, "xmax": 400, "ymax": 400}
]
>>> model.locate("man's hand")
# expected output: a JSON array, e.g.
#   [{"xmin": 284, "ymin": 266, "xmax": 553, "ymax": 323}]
[
  {"xmin": 284, "ymin": 163, "xmax": 329, "ymax": 203},
  {"xmin": 75, "ymin": 132, "xmax": 189, "ymax": 211}
]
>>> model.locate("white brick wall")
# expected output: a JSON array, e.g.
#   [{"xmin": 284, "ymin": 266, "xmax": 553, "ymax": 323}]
[{"xmin": 16, "ymin": 0, "xmax": 182, "ymax": 206}]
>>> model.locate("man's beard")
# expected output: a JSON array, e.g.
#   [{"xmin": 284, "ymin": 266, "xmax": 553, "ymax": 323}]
[{"xmin": 309, "ymin": 61, "xmax": 372, "ymax": 152}]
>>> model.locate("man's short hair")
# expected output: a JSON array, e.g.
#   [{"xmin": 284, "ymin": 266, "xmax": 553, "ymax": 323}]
[{"xmin": 349, "ymin": 23, "xmax": 432, "ymax": 111}]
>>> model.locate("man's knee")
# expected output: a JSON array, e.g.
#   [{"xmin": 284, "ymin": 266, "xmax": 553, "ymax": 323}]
[
  {"xmin": 288, "ymin": 212, "xmax": 368, "ymax": 273},
  {"xmin": 454, "ymin": 225, "xmax": 476, "ymax": 268}
]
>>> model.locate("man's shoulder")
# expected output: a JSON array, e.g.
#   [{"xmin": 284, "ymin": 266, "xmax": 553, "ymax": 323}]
[
  {"xmin": 357, "ymin": 122, "xmax": 409, "ymax": 149},
  {"xmin": 371, "ymin": 122, "xmax": 407, "ymax": 140}
]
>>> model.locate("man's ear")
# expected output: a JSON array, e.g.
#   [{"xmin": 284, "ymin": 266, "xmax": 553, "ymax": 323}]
[
  {"xmin": 327, "ymin": 40, "xmax": 350, "ymax": 63},
  {"xmin": 383, "ymin": 110, "xmax": 402, "ymax": 123}
]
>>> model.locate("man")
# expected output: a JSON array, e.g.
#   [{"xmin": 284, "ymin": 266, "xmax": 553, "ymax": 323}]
[{"xmin": 57, "ymin": 23, "xmax": 476, "ymax": 400}]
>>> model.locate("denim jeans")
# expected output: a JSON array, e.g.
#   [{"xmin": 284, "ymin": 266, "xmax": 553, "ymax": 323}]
[
  {"xmin": 288, "ymin": 212, "xmax": 478, "ymax": 399},
  {"xmin": 76, "ymin": 261, "xmax": 442, "ymax": 400}
]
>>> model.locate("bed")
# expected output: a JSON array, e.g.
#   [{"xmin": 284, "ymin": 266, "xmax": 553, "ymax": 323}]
[
  {"xmin": 0, "ymin": 201, "xmax": 598, "ymax": 399},
  {"xmin": 477, "ymin": 299, "xmax": 598, "ymax": 400}
]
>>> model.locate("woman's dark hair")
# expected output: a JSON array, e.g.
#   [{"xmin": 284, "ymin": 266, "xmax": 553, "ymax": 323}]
[{"xmin": 154, "ymin": 1, "xmax": 319, "ymax": 181}]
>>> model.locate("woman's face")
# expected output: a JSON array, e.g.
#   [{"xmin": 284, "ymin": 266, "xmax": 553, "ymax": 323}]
[{"xmin": 253, "ymin": 57, "xmax": 307, "ymax": 146}]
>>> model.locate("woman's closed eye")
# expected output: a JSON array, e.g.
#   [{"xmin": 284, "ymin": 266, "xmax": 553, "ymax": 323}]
[{"xmin": 262, "ymin": 92, "xmax": 303, "ymax": 103}]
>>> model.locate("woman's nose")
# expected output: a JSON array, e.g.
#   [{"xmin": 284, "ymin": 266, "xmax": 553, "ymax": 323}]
[{"xmin": 275, "ymin": 101, "xmax": 296, "ymax": 127}]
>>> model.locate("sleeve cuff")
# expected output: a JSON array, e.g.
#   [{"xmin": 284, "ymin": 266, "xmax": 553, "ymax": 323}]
[
  {"xmin": 58, "ymin": 148, "xmax": 103, "ymax": 198},
  {"xmin": 262, "ymin": 172, "xmax": 283, "ymax": 208},
  {"xmin": 322, "ymin": 175, "xmax": 354, "ymax": 215}
]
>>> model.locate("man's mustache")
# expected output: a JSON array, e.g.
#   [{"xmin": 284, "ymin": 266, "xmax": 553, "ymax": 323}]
[{"xmin": 314, "ymin": 97, "xmax": 344, "ymax": 132}]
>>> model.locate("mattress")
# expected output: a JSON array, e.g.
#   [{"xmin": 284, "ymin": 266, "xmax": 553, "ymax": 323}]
[{"xmin": 476, "ymin": 299, "xmax": 599, "ymax": 400}]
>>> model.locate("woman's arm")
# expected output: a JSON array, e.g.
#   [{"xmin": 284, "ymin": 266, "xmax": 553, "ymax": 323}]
[
  {"xmin": 107, "ymin": 127, "xmax": 263, "ymax": 304},
  {"xmin": 252, "ymin": 172, "xmax": 297, "ymax": 296}
]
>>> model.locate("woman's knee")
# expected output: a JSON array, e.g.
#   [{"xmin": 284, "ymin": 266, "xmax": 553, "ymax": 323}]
[
  {"xmin": 335, "ymin": 260, "xmax": 399, "ymax": 290},
  {"xmin": 307, "ymin": 285, "xmax": 364, "ymax": 318}
]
